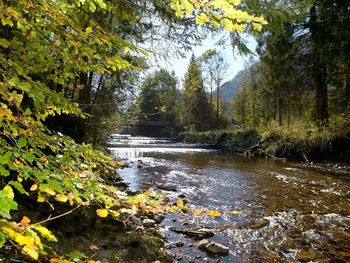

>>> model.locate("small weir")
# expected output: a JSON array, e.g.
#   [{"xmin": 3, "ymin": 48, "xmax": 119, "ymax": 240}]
[{"xmin": 109, "ymin": 135, "xmax": 350, "ymax": 263}]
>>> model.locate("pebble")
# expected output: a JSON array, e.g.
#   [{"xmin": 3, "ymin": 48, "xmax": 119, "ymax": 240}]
[
  {"xmin": 154, "ymin": 213, "xmax": 165, "ymax": 223},
  {"xmin": 205, "ymin": 242, "xmax": 229, "ymax": 255},
  {"xmin": 175, "ymin": 241, "xmax": 184, "ymax": 247},
  {"xmin": 157, "ymin": 184, "xmax": 178, "ymax": 191},
  {"xmin": 143, "ymin": 219, "xmax": 156, "ymax": 228},
  {"xmin": 198, "ymin": 239, "xmax": 210, "ymax": 250},
  {"xmin": 131, "ymin": 216, "xmax": 143, "ymax": 227}
]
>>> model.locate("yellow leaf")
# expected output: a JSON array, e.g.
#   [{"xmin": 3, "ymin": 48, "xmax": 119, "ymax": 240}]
[
  {"xmin": 30, "ymin": 184, "xmax": 38, "ymax": 191},
  {"xmin": 96, "ymin": 209, "xmax": 108, "ymax": 218},
  {"xmin": 3, "ymin": 185, "xmax": 14, "ymax": 199},
  {"xmin": 195, "ymin": 13, "xmax": 209, "ymax": 25},
  {"xmin": 21, "ymin": 216, "xmax": 31, "ymax": 227},
  {"xmin": 22, "ymin": 246, "xmax": 39, "ymax": 260},
  {"xmin": 192, "ymin": 208, "xmax": 205, "ymax": 217},
  {"xmin": 176, "ymin": 199, "xmax": 184, "ymax": 207},
  {"xmin": 37, "ymin": 195, "xmax": 45, "ymax": 203},
  {"xmin": 123, "ymin": 46, "xmax": 130, "ymax": 54},
  {"xmin": 85, "ymin": 26, "xmax": 93, "ymax": 34},
  {"xmin": 222, "ymin": 18, "xmax": 235, "ymax": 31},
  {"xmin": 55, "ymin": 194, "xmax": 68, "ymax": 203},
  {"xmin": 207, "ymin": 210, "xmax": 222, "ymax": 217},
  {"xmin": 109, "ymin": 210, "xmax": 120, "ymax": 218},
  {"xmin": 226, "ymin": 210, "xmax": 242, "ymax": 215},
  {"xmin": 43, "ymin": 188, "xmax": 56, "ymax": 196},
  {"xmin": 33, "ymin": 225, "xmax": 58, "ymax": 242},
  {"xmin": 252, "ymin": 21, "xmax": 262, "ymax": 31}
]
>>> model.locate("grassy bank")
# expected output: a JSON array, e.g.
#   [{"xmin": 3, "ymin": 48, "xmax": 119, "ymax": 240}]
[{"xmin": 180, "ymin": 121, "xmax": 350, "ymax": 163}]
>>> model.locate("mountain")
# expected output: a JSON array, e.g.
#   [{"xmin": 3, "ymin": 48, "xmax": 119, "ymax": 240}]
[{"xmin": 215, "ymin": 69, "xmax": 247, "ymax": 101}]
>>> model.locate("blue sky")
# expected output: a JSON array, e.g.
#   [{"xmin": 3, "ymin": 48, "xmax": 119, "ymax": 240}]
[{"xmin": 156, "ymin": 33, "xmax": 257, "ymax": 85}]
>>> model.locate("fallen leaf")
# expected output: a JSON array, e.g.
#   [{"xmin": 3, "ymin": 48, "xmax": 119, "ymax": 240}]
[
  {"xmin": 207, "ymin": 210, "xmax": 222, "ymax": 217},
  {"xmin": 96, "ymin": 209, "xmax": 108, "ymax": 218}
]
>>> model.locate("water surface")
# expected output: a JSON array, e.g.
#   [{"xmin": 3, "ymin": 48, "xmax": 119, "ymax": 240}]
[{"xmin": 109, "ymin": 136, "xmax": 350, "ymax": 262}]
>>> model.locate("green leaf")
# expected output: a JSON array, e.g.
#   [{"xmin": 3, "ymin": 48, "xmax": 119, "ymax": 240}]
[
  {"xmin": 252, "ymin": 21, "xmax": 263, "ymax": 31},
  {"xmin": 69, "ymin": 251, "xmax": 85, "ymax": 261},
  {"xmin": 0, "ymin": 166, "xmax": 10, "ymax": 177},
  {"xmin": 89, "ymin": 2, "xmax": 96, "ymax": 12},
  {"xmin": 18, "ymin": 137, "xmax": 27, "ymax": 149},
  {"xmin": 0, "ymin": 232, "xmax": 6, "ymax": 248},
  {"xmin": 1, "ymin": 17, "xmax": 13, "ymax": 27},
  {"xmin": 24, "ymin": 108, "xmax": 32, "ymax": 116},
  {"xmin": 0, "ymin": 39, "xmax": 10, "ymax": 48},
  {"xmin": 9, "ymin": 181, "xmax": 29, "ymax": 196},
  {"xmin": 33, "ymin": 225, "xmax": 58, "ymax": 242},
  {"xmin": 95, "ymin": 0, "xmax": 107, "ymax": 9}
]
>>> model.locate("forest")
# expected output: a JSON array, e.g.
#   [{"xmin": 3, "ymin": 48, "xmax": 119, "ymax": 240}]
[{"xmin": 0, "ymin": 0, "xmax": 349, "ymax": 262}]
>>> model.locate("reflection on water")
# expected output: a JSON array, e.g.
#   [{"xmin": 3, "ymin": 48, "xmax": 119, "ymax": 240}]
[{"xmin": 109, "ymin": 136, "xmax": 350, "ymax": 262}]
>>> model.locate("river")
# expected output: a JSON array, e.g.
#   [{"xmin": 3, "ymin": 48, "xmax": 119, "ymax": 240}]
[{"xmin": 108, "ymin": 136, "xmax": 350, "ymax": 263}]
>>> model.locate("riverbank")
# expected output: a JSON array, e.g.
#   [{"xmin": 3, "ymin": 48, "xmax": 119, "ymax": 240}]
[{"xmin": 177, "ymin": 127, "xmax": 350, "ymax": 164}]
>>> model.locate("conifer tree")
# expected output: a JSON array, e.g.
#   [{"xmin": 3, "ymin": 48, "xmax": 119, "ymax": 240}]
[{"xmin": 182, "ymin": 55, "xmax": 210, "ymax": 130}]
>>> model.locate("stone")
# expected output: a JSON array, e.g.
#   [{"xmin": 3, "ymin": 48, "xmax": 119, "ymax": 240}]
[
  {"xmin": 170, "ymin": 227, "xmax": 214, "ymax": 239},
  {"xmin": 157, "ymin": 184, "xmax": 178, "ymax": 192},
  {"xmin": 135, "ymin": 226, "xmax": 144, "ymax": 232},
  {"xmin": 146, "ymin": 228, "xmax": 166, "ymax": 240},
  {"xmin": 205, "ymin": 242, "xmax": 229, "ymax": 255},
  {"xmin": 143, "ymin": 219, "xmax": 156, "ymax": 228},
  {"xmin": 175, "ymin": 241, "xmax": 184, "ymax": 247},
  {"xmin": 154, "ymin": 213, "xmax": 165, "ymax": 223},
  {"xmin": 198, "ymin": 239, "xmax": 210, "ymax": 250},
  {"xmin": 164, "ymin": 250, "xmax": 176, "ymax": 262},
  {"xmin": 165, "ymin": 243, "xmax": 176, "ymax": 249},
  {"xmin": 131, "ymin": 216, "xmax": 143, "ymax": 227},
  {"xmin": 178, "ymin": 193, "xmax": 186, "ymax": 198}
]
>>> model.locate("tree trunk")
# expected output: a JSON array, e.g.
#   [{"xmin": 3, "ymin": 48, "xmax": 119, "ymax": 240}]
[
  {"xmin": 216, "ymin": 85, "xmax": 220, "ymax": 124},
  {"xmin": 310, "ymin": 3, "xmax": 328, "ymax": 126}
]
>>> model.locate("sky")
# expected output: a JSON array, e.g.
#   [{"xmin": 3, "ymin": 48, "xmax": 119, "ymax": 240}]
[{"xmin": 155, "ymin": 33, "xmax": 257, "ymax": 85}]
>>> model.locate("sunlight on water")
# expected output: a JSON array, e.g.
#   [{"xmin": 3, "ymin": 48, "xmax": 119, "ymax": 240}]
[{"xmin": 109, "ymin": 136, "xmax": 350, "ymax": 262}]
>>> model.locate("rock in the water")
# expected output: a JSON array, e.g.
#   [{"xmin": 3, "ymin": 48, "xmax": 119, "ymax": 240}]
[
  {"xmin": 143, "ymin": 219, "xmax": 156, "ymax": 228},
  {"xmin": 157, "ymin": 184, "xmax": 178, "ymax": 192},
  {"xmin": 154, "ymin": 213, "xmax": 165, "ymax": 223},
  {"xmin": 198, "ymin": 239, "xmax": 210, "ymax": 250},
  {"xmin": 163, "ymin": 250, "xmax": 176, "ymax": 262},
  {"xmin": 170, "ymin": 227, "xmax": 214, "ymax": 239},
  {"xmin": 175, "ymin": 241, "xmax": 184, "ymax": 247},
  {"xmin": 205, "ymin": 242, "xmax": 229, "ymax": 255}
]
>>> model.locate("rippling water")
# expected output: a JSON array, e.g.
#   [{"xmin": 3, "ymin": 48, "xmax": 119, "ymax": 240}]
[{"xmin": 108, "ymin": 136, "xmax": 350, "ymax": 263}]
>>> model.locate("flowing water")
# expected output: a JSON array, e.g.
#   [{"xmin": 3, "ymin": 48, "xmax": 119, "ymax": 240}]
[{"xmin": 108, "ymin": 136, "xmax": 350, "ymax": 263}]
